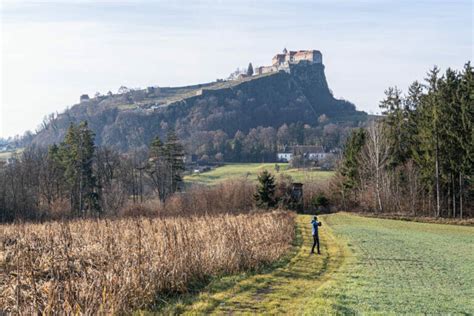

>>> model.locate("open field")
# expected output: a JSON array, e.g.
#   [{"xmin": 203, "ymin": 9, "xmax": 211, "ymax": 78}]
[
  {"xmin": 319, "ymin": 213, "xmax": 474, "ymax": 314},
  {"xmin": 0, "ymin": 211, "xmax": 295, "ymax": 314},
  {"xmin": 164, "ymin": 213, "xmax": 474, "ymax": 314},
  {"xmin": 0, "ymin": 150, "xmax": 21, "ymax": 161},
  {"xmin": 184, "ymin": 163, "xmax": 334, "ymax": 186}
]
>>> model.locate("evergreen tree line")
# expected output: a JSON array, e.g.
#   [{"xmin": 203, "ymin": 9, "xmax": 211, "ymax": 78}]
[
  {"xmin": 338, "ymin": 63, "xmax": 473, "ymax": 218},
  {"xmin": 0, "ymin": 122, "xmax": 185, "ymax": 222}
]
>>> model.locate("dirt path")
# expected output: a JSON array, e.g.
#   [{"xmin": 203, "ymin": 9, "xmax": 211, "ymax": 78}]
[{"xmin": 181, "ymin": 214, "xmax": 348, "ymax": 314}]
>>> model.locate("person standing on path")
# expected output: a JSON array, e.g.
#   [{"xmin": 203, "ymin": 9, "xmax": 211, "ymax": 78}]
[{"xmin": 311, "ymin": 216, "xmax": 322, "ymax": 254}]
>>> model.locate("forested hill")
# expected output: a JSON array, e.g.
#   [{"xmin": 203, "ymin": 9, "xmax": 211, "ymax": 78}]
[{"xmin": 31, "ymin": 61, "xmax": 367, "ymax": 159}]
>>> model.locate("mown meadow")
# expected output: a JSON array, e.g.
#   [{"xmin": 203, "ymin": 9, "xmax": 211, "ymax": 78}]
[
  {"xmin": 306, "ymin": 214, "xmax": 474, "ymax": 314},
  {"xmin": 184, "ymin": 163, "xmax": 334, "ymax": 186}
]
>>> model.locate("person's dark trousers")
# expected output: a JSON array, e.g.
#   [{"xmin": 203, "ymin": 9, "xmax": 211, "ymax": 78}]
[{"xmin": 311, "ymin": 234, "xmax": 320, "ymax": 254}]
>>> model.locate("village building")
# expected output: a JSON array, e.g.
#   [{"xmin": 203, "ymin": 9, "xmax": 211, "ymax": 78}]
[
  {"xmin": 293, "ymin": 145, "xmax": 329, "ymax": 160},
  {"xmin": 277, "ymin": 145, "xmax": 330, "ymax": 162},
  {"xmin": 277, "ymin": 152, "xmax": 293, "ymax": 162}
]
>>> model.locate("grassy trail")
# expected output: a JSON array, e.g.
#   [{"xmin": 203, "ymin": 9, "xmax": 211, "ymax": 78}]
[{"xmin": 179, "ymin": 215, "xmax": 347, "ymax": 314}]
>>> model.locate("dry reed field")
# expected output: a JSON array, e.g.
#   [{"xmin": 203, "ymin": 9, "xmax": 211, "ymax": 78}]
[
  {"xmin": 121, "ymin": 180, "xmax": 256, "ymax": 218},
  {"xmin": 0, "ymin": 211, "xmax": 295, "ymax": 314}
]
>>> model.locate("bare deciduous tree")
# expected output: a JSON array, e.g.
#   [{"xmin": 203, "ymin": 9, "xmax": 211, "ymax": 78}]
[{"xmin": 359, "ymin": 121, "xmax": 390, "ymax": 212}]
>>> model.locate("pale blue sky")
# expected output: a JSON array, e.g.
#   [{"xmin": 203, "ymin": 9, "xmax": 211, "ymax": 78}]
[{"xmin": 1, "ymin": 0, "xmax": 472, "ymax": 138}]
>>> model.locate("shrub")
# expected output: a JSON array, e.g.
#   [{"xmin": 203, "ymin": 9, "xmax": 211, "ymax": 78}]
[
  {"xmin": 275, "ymin": 174, "xmax": 293, "ymax": 208},
  {"xmin": 119, "ymin": 199, "xmax": 162, "ymax": 217},
  {"xmin": 118, "ymin": 180, "xmax": 255, "ymax": 218},
  {"xmin": 311, "ymin": 193, "xmax": 330, "ymax": 213},
  {"xmin": 164, "ymin": 180, "xmax": 255, "ymax": 216},
  {"xmin": 312, "ymin": 193, "xmax": 329, "ymax": 208}
]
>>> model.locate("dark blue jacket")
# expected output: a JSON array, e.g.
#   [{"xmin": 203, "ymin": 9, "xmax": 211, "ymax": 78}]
[{"xmin": 311, "ymin": 220, "xmax": 319, "ymax": 236}]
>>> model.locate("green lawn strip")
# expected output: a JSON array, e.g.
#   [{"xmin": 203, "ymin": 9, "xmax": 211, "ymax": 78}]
[
  {"xmin": 184, "ymin": 163, "xmax": 334, "ymax": 186},
  {"xmin": 0, "ymin": 149, "xmax": 23, "ymax": 161},
  {"xmin": 316, "ymin": 213, "xmax": 474, "ymax": 314}
]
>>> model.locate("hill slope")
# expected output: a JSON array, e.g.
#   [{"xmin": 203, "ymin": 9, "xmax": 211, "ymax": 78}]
[{"xmin": 31, "ymin": 62, "xmax": 367, "ymax": 154}]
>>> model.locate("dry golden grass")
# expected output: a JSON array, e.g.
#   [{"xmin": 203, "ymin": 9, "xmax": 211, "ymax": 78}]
[
  {"xmin": 119, "ymin": 180, "xmax": 255, "ymax": 218},
  {"xmin": 0, "ymin": 211, "xmax": 295, "ymax": 314}
]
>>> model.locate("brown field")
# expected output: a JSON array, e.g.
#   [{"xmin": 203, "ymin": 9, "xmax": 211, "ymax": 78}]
[{"xmin": 0, "ymin": 211, "xmax": 295, "ymax": 314}]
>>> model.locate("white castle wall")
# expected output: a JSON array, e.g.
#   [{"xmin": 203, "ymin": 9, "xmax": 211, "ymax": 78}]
[{"xmin": 255, "ymin": 50, "xmax": 322, "ymax": 76}]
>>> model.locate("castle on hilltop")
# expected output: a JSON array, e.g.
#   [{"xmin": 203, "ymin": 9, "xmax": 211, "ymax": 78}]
[{"xmin": 255, "ymin": 48, "xmax": 323, "ymax": 75}]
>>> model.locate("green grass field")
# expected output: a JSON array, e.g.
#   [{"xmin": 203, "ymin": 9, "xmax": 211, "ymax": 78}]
[
  {"xmin": 184, "ymin": 163, "xmax": 334, "ymax": 185},
  {"xmin": 319, "ymin": 214, "xmax": 474, "ymax": 314},
  {"xmin": 157, "ymin": 213, "xmax": 474, "ymax": 314},
  {"xmin": 0, "ymin": 152, "xmax": 11, "ymax": 160},
  {"xmin": 0, "ymin": 150, "xmax": 22, "ymax": 161}
]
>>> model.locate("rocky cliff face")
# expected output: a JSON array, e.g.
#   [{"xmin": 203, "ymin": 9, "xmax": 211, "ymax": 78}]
[{"xmin": 32, "ymin": 62, "xmax": 367, "ymax": 151}]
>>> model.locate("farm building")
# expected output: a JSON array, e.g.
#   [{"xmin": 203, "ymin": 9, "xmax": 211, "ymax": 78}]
[{"xmin": 277, "ymin": 145, "xmax": 330, "ymax": 162}]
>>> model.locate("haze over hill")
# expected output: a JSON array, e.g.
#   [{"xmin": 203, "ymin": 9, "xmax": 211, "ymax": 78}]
[{"xmin": 31, "ymin": 51, "xmax": 367, "ymax": 159}]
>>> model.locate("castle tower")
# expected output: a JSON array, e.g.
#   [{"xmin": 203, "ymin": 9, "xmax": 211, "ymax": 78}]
[{"xmin": 80, "ymin": 94, "xmax": 90, "ymax": 103}]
